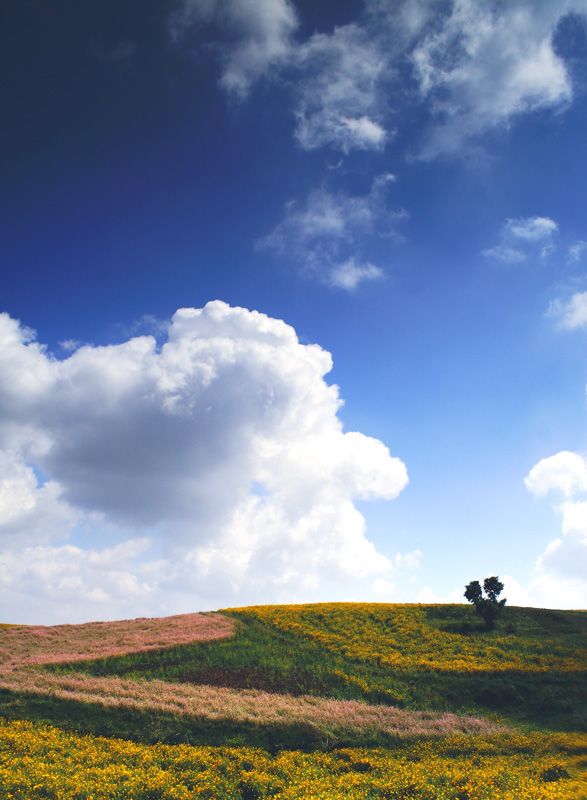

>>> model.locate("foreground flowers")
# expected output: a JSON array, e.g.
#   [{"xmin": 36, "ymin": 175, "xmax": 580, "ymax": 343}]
[{"xmin": 0, "ymin": 718, "xmax": 585, "ymax": 800}]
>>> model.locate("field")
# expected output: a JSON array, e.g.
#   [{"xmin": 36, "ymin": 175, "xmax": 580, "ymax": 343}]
[{"xmin": 0, "ymin": 603, "xmax": 586, "ymax": 798}]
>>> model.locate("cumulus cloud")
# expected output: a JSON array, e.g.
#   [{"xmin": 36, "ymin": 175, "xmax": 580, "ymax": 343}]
[
  {"xmin": 0, "ymin": 451, "xmax": 77, "ymax": 547},
  {"xmin": 525, "ymin": 450, "xmax": 587, "ymax": 497},
  {"xmin": 259, "ymin": 174, "xmax": 405, "ymax": 287},
  {"xmin": 483, "ymin": 215, "xmax": 559, "ymax": 263},
  {"xmin": 0, "ymin": 302, "xmax": 409, "ymax": 622},
  {"xmin": 170, "ymin": 0, "xmax": 298, "ymax": 98},
  {"xmin": 524, "ymin": 450, "xmax": 587, "ymax": 607}
]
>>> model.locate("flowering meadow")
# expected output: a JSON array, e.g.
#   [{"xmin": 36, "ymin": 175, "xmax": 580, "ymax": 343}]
[
  {"xmin": 231, "ymin": 603, "xmax": 586, "ymax": 673},
  {"xmin": 0, "ymin": 603, "xmax": 585, "ymax": 798},
  {"xmin": 1, "ymin": 718, "xmax": 585, "ymax": 800}
]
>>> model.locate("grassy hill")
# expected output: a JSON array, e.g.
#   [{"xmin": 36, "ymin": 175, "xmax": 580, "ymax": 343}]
[
  {"xmin": 43, "ymin": 603, "xmax": 587, "ymax": 732},
  {"xmin": 0, "ymin": 603, "xmax": 586, "ymax": 798}
]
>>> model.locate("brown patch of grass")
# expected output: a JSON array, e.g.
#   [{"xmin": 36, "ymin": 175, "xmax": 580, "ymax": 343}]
[{"xmin": 175, "ymin": 665, "xmax": 337, "ymax": 695}]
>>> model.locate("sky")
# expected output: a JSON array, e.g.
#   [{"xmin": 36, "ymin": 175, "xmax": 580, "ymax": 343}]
[{"xmin": 1, "ymin": 0, "xmax": 587, "ymax": 623}]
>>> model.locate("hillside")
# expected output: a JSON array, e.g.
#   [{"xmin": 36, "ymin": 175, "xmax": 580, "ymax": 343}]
[{"xmin": 1, "ymin": 603, "xmax": 586, "ymax": 798}]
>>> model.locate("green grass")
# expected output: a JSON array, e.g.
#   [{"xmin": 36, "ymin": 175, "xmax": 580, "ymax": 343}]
[
  {"xmin": 425, "ymin": 603, "xmax": 586, "ymax": 641},
  {"xmin": 45, "ymin": 604, "xmax": 587, "ymax": 733}
]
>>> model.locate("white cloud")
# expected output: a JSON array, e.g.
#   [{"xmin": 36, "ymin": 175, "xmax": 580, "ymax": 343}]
[
  {"xmin": 415, "ymin": 584, "xmax": 463, "ymax": 604},
  {"xmin": 340, "ymin": 116, "xmax": 387, "ymax": 149},
  {"xmin": 524, "ymin": 572, "xmax": 586, "ymax": 609},
  {"xmin": 504, "ymin": 216, "xmax": 559, "ymax": 242},
  {"xmin": 259, "ymin": 173, "xmax": 405, "ymax": 287},
  {"xmin": 170, "ymin": 1, "xmax": 587, "ymax": 158},
  {"xmin": 417, "ymin": 569, "xmax": 584, "ymax": 609},
  {"xmin": 293, "ymin": 24, "xmax": 389, "ymax": 153},
  {"xmin": 59, "ymin": 338, "xmax": 81, "ymax": 352},
  {"xmin": 170, "ymin": 0, "xmax": 298, "ymax": 98},
  {"xmin": 0, "ymin": 302, "xmax": 409, "ymax": 622},
  {"xmin": 262, "ymin": 175, "xmax": 399, "ymax": 248},
  {"xmin": 481, "ymin": 244, "xmax": 526, "ymax": 264},
  {"xmin": 483, "ymin": 215, "xmax": 558, "ymax": 263},
  {"xmin": 568, "ymin": 240, "xmax": 587, "ymax": 264},
  {"xmin": 0, "ymin": 539, "xmax": 154, "ymax": 624},
  {"xmin": 329, "ymin": 259, "xmax": 384, "ymax": 291},
  {"xmin": 548, "ymin": 290, "xmax": 587, "ymax": 330},
  {"xmin": 496, "ymin": 575, "xmax": 531, "ymax": 607},
  {"xmin": 411, "ymin": 1, "xmax": 579, "ymax": 159},
  {"xmin": 537, "ymin": 507, "xmax": 587, "ymax": 582},
  {"xmin": 0, "ymin": 451, "xmax": 77, "ymax": 546},
  {"xmin": 171, "ymin": 3, "xmax": 391, "ymax": 152},
  {"xmin": 525, "ymin": 450, "xmax": 587, "ymax": 497},
  {"xmin": 524, "ymin": 450, "xmax": 587, "ymax": 608}
]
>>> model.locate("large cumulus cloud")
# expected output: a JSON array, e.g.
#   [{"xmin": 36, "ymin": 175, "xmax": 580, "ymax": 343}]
[{"xmin": 0, "ymin": 301, "xmax": 410, "ymax": 622}]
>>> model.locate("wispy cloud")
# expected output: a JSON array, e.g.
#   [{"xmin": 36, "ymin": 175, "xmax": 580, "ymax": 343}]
[
  {"xmin": 568, "ymin": 239, "xmax": 587, "ymax": 264},
  {"xmin": 503, "ymin": 217, "xmax": 559, "ymax": 242},
  {"xmin": 258, "ymin": 173, "xmax": 406, "ymax": 288},
  {"xmin": 328, "ymin": 259, "xmax": 384, "ymax": 291},
  {"xmin": 170, "ymin": 0, "xmax": 587, "ymax": 159},
  {"xmin": 482, "ymin": 215, "xmax": 558, "ymax": 263},
  {"xmin": 170, "ymin": 0, "xmax": 298, "ymax": 98},
  {"xmin": 481, "ymin": 244, "xmax": 527, "ymax": 265},
  {"xmin": 58, "ymin": 339, "xmax": 81, "ymax": 353},
  {"xmin": 292, "ymin": 23, "xmax": 389, "ymax": 153},
  {"xmin": 411, "ymin": 0, "xmax": 575, "ymax": 159}
]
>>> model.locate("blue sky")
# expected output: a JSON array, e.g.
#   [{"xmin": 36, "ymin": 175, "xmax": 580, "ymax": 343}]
[{"xmin": 1, "ymin": 0, "xmax": 587, "ymax": 622}]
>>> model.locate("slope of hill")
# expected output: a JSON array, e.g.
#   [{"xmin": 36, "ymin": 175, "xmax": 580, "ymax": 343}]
[
  {"xmin": 1, "ymin": 603, "xmax": 586, "ymax": 799},
  {"xmin": 42, "ymin": 603, "xmax": 587, "ymax": 731}
]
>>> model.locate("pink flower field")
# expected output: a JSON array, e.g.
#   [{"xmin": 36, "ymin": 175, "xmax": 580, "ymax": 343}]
[{"xmin": 0, "ymin": 611, "xmax": 234, "ymax": 671}]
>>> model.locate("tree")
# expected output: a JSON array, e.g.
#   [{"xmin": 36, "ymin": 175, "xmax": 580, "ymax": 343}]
[{"xmin": 464, "ymin": 576, "xmax": 506, "ymax": 630}]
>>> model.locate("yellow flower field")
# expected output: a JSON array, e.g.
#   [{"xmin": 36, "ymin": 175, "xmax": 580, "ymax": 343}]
[
  {"xmin": 231, "ymin": 603, "xmax": 587, "ymax": 673},
  {"xmin": 1, "ymin": 718, "xmax": 585, "ymax": 800}
]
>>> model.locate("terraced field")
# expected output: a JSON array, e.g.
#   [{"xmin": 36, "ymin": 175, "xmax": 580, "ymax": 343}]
[{"xmin": 1, "ymin": 603, "xmax": 586, "ymax": 798}]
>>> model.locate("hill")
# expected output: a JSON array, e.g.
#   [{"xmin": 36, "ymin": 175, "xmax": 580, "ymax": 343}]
[{"xmin": 0, "ymin": 603, "xmax": 586, "ymax": 798}]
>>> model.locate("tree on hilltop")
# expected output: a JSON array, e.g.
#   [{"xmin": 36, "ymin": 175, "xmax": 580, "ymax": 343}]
[{"xmin": 464, "ymin": 576, "xmax": 506, "ymax": 630}]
